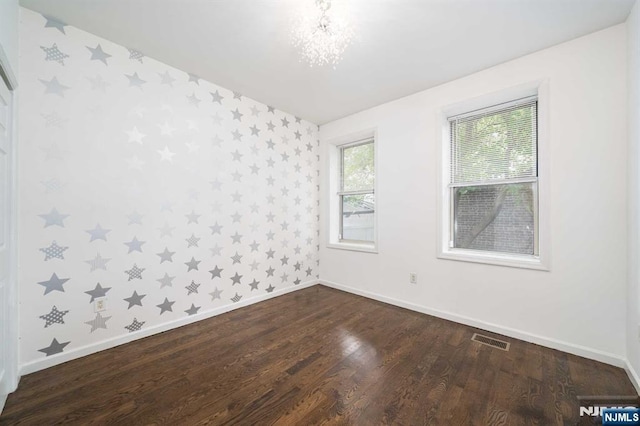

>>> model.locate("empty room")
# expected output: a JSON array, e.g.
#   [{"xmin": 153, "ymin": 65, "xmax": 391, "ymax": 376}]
[{"xmin": 0, "ymin": 0, "xmax": 639, "ymax": 424}]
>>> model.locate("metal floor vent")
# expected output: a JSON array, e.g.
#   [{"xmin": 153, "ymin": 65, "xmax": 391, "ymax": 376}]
[{"xmin": 471, "ymin": 333, "xmax": 510, "ymax": 351}]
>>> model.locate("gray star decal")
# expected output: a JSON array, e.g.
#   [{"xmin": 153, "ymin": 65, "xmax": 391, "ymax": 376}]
[
  {"xmin": 266, "ymin": 249, "xmax": 275, "ymax": 259},
  {"xmin": 85, "ymin": 312, "xmax": 111, "ymax": 332},
  {"xmin": 209, "ymin": 265, "xmax": 223, "ymax": 279},
  {"xmin": 250, "ymin": 105, "xmax": 260, "ymax": 116},
  {"xmin": 125, "ymin": 318, "xmax": 145, "ymax": 333},
  {"xmin": 250, "ymin": 125, "xmax": 260, "ymax": 136},
  {"xmin": 306, "ymin": 267, "xmax": 313, "ymax": 276},
  {"xmin": 187, "ymin": 93, "xmax": 200, "ymax": 107},
  {"xmin": 188, "ymin": 73, "xmax": 200, "ymax": 84},
  {"xmin": 266, "ymin": 139, "xmax": 276, "ymax": 150},
  {"xmin": 233, "ymin": 91, "xmax": 242, "ymax": 99},
  {"xmin": 230, "ymin": 293, "xmax": 242, "ymax": 303},
  {"xmin": 249, "ymin": 279, "xmax": 260, "ymax": 291},
  {"xmin": 124, "ymin": 291, "xmax": 146, "ymax": 309},
  {"xmin": 159, "ymin": 71, "xmax": 175, "ymax": 86},
  {"xmin": 38, "ymin": 338, "xmax": 69, "ymax": 356},
  {"xmin": 86, "ymin": 44, "xmax": 111, "ymax": 65},
  {"xmin": 185, "ymin": 257, "xmax": 201, "ymax": 271},
  {"xmin": 210, "ymin": 244, "xmax": 222, "ymax": 256},
  {"xmin": 40, "ymin": 240, "xmax": 68, "ymax": 261},
  {"xmin": 186, "ymin": 234, "xmax": 200, "ymax": 248},
  {"xmin": 210, "ymin": 90, "xmax": 223, "ymax": 103},
  {"xmin": 124, "ymin": 236, "xmax": 146, "ymax": 253},
  {"xmin": 249, "ymin": 241, "xmax": 260, "ymax": 252},
  {"xmin": 186, "ymin": 210, "xmax": 200, "ymax": 224},
  {"xmin": 86, "ymin": 224, "xmax": 110, "ymax": 241},
  {"xmin": 126, "ymin": 72, "xmax": 146, "ymax": 88},
  {"xmin": 280, "ymin": 255, "xmax": 289, "ymax": 265},
  {"xmin": 266, "ymin": 284, "xmax": 275, "ymax": 293},
  {"xmin": 267, "ymin": 105, "xmax": 275, "ymax": 113},
  {"xmin": 294, "ymin": 130, "xmax": 302, "ymax": 140},
  {"xmin": 266, "ymin": 121, "xmax": 275, "ymax": 131},
  {"xmin": 127, "ymin": 211, "xmax": 143, "ymax": 225},
  {"xmin": 157, "ymin": 247, "xmax": 175, "ymax": 263},
  {"xmin": 230, "ymin": 272, "xmax": 243, "ymax": 285},
  {"xmin": 158, "ymin": 223, "xmax": 175, "ymax": 238},
  {"xmin": 210, "ymin": 287, "xmax": 223, "ymax": 300},
  {"xmin": 40, "ymin": 77, "xmax": 70, "ymax": 97},
  {"xmin": 231, "ymin": 211, "xmax": 242, "ymax": 222},
  {"xmin": 209, "ymin": 222, "xmax": 223, "ymax": 235},
  {"xmin": 41, "ymin": 43, "xmax": 69, "ymax": 65},
  {"xmin": 39, "ymin": 305, "xmax": 69, "ymax": 328},
  {"xmin": 39, "ymin": 208, "xmax": 69, "ymax": 228},
  {"xmin": 87, "ymin": 75, "xmax": 109, "ymax": 91},
  {"xmin": 185, "ymin": 304, "xmax": 201, "ymax": 316},
  {"xmin": 157, "ymin": 297, "xmax": 175, "ymax": 314},
  {"xmin": 38, "ymin": 273, "xmax": 69, "ymax": 295},
  {"xmin": 266, "ymin": 267, "xmax": 275, "ymax": 277},
  {"xmin": 231, "ymin": 252, "xmax": 242, "ymax": 264},
  {"xmin": 294, "ymin": 278, "xmax": 302, "ymax": 285},
  {"xmin": 281, "ymin": 117, "xmax": 290, "ymax": 127},
  {"xmin": 185, "ymin": 280, "xmax": 200, "ymax": 295},
  {"xmin": 125, "ymin": 264, "xmax": 145, "ymax": 281},
  {"xmin": 43, "ymin": 15, "xmax": 67, "ymax": 33},
  {"xmin": 280, "ymin": 273, "xmax": 289, "ymax": 283},
  {"xmin": 85, "ymin": 282, "xmax": 111, "ymax": 302},
  {"xmin": 157, "ymin": 272, "xmax": 175, "ymax": 288},
  {"xmin": 231, "ymin": 232, "xmax": 242, "ymax": 244},
  {"xmin": 85, "ymin": 252, "xmax": 111, "ymax": 271},
  {"xmin": 128, "ymin": 47, "xmax": 144, "ymax": 62},
  {"xmin": 250, "ymin": 260, "xmax": 260, "ymax": 271}
]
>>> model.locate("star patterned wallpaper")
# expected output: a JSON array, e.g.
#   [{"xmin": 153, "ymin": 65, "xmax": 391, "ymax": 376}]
[{"xmin": 19, "ymin": 8, "xmax": 320, "ymax": 367}]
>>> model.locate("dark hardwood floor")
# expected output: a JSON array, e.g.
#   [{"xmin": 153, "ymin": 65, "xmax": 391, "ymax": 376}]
[{"xmin": 1, "ymin": 285, "xmax": 636, "ymax": 425}]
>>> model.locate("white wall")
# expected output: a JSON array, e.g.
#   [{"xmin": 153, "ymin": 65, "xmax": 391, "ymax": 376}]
[
  {"xmin": 627, "ymin": 0, "xmax": 640, "ymax": 390},
  {"xmin": 0, "ymin": 0, "xmax": 19, "ymax": 84},
  {"xmin": 19, "ymin": 7, "xmax": 319, "ymax": 373},
  {"xmin": 320, "ymin": 24, "xmax": 629, "ymax": 365}
]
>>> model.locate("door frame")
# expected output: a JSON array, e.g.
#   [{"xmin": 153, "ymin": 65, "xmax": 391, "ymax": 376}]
[{"xmin": 0, "ymin": 41, "xmax": 19, "ymax": 411}]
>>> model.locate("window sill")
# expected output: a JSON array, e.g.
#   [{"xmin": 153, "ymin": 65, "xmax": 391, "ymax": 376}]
[
  {"xmin": 438, "ymin": 249, "xmax": 548, "ymax": 271},
  {"xmin": 327, "ymin": 242, "xmax": 378, "ymax": 254}
]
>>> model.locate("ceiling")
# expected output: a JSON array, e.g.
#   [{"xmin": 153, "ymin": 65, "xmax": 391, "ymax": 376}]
[{"xmin": 19, "ymin": 0, "xmax": 636, "ymax": 124}]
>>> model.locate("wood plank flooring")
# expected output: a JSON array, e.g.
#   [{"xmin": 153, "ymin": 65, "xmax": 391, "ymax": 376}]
[{"xmin": 1, "ymin": 285, "xmax": 636, "ymax": 425}]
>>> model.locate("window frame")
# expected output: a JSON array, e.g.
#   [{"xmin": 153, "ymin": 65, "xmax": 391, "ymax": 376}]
[
  {"xmin": 437, "ymin": 81, "xmax": 550, "ymax": 270},
  {"xmin": 326, "ymin": 129, "xmax": 378, "ymax": 253}
]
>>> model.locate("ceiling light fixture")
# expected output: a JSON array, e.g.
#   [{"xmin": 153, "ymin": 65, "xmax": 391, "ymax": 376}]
[{"xmin": 291, "ymin": 0, "xmax": 354, "ymax": 68}]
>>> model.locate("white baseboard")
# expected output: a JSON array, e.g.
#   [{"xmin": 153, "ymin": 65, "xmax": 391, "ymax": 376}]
[
  {"xmin": 20, "ymin": 280, "xmax": 317, "ymax": 376},
  {"xmin": 625, "ymin": 360, "xmax": 640, "ymax": 395},
  {"xmin": 318, "ymin": 279, "xmax": 627, "ymax": 368}
]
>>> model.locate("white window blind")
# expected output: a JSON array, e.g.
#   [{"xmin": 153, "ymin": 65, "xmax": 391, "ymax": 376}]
[{"xmin": 450, "ymin": 97, "xmax": 538, "ymax": 185}]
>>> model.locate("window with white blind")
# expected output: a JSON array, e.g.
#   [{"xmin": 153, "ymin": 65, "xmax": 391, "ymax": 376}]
[{"xmin": 447, "ymin": 96, "xmax": 539, "ymax": 259}]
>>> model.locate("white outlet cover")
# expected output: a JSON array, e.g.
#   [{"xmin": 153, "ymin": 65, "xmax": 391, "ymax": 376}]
[{"xmin": 94, "ymin": 298, "xmax": 106, "ymax": 313}]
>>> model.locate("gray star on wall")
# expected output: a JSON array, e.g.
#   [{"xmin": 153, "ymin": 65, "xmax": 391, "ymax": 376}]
[
  {"xmin": 249, "ymin": 279, "xmax": 260, "ymax": 291},
  {"xmin": 210, "ymin": 90, "xmax": 223, "ymax": 103},
  {"xmin": 39, "ymin": 208, "xmax": 69, "ymax": 228},
  {"xmin": 249, "ymin": 125, "xmax": 260, "ymax": 136},
  {"xmin": 231, "ymin": 293, "xmax": 242, "ymax": 303},
  {"xmin": 128, "ymin": 47, "xmax": 144, "ymax": 62},
  {"xmin": 38, "ymin": 338, "xmax": 69, "ymax": 357},
  {"xmin": 157, "ymin": 297, "xmax": 175, "ymax": 315},
  {"xmin": 267, "ymin": 105, "xmax": 275, "ymax": 113},
  {"xmin": 209, "ymin": 266, "xmax": 223, "ymax": 279},
  {"xmin": 126, "ymin": 72, "xmax": 146, "ymax": 88},
  {"xmin": 281, "ymin": 117, "xmax": 290, "ymax": 127},
  {"xmin": 85, "ymin": 282, "xmax": 111, "ymax": 302},
  {"xmin": 124, "ymin": 291, "xmax": 146, "ymax": 309},
  {"xmin": 231, "ymin": 252, "xmax": 242, "ymax": 264},
  {"xmin": 266, "ymin": 267, "xmax": 275, "ymax": 277},
  {"xmin": 157, "ymin": 247, "xmax": 175, "ymax": 263},
  {"xmin": 249, "ymin": 241, "xmax": 260, "ymax": 252},
  {"xmin": 125, "ymin": 318, "xmax": 145, "ymax": 333},
  {"xmin": 186, "ymin": 210, "xmax": 200, "ymax": 224},
  {"xmin": 209, "ymin": 222, "xmax": 223, "ymax": 235},
  {"xmin": 210, "ymin": 244, "xmax": 223, "ymax": 257},
  {"xmin": 231, "ymin": 232, "xmax": 242, "ymax": 244},
  {"xmin": 250, "ymin": 260, "xmax": 260, "ymax": 271},
  {"xmin": 187, "ymin": 93, "xmax": 200, "ymax": 107},
  {"xmin": 294, "ymin": 262, "xmax": 302, "ymax": 271},
  {"xmin": 233, "ymin": 91, "xmax": 242, "ymax": 99},
  {"xmin": 280, "ymin": 255, "xmax": 289, "ymax": 266},
  {"xmin": 185, "ymin": 257, "xmax": 201, "ymax": 271},
  {"xmin": 185, "ymin": 304, "xmax": 201, "ymax": 316},
  {"xmin": 85, "ymin": 252, "xmax": 111, "ymax": 272},
  {"xmin": 125, "ymin": 264, "xmax": 145, "ymax": 281},
  {"xmin": 41, "ymin": 43, "xmax": 69, "ymax": 65},
  {"xmin": 185, "ymin": 280, "xmax": 200, "ymax": 295},
  {"xmin": 159, "ymin": 71, "xmax": 175, "ymax": 86},
  {"xmin": 86, "ymin": 224, "xmax": 110, "ymax": 242},
  {"xmin": 158, "ymin": 223, "xmax": 175, "ymax": 238},
  {"xmin": 39, "ymin": 240, "xmax": 68, "ymax": 260},
  {"xmin": 43, "ymin": 15, "xmax": 67, "ymax": 33},
  {"xmin": 266, "ymin": 284, "xmax": 275, "ymax": 293},
  {"xmin": 86, "ymin": 44, "xmax": 111, "ymax": 65},
  {"xmin": 231, "ymin": 108, "xmax": 243, "ymax": 121},
  {"xmin": 188, "ymin": 73, "xmax": 200, "ymax": 84},
  {"xmin": 280, "ymin": 273, "xmax": 289, "ymax": 283},
  {"xmin": 186, "ymin": 234, "xmax": 200, "ymax": 248},
  {"xmin": 38, "ymin": 273, "xmax": 69, "ymax": 295},
  {"xmin": 266, "ymin": 121, "xmax": 275, "ymax": 131},
  {"xmin": 230, "ymin": 272, "xmax": 243, "ymax": 286},
  {"xmin": 210, "ymin": 287, "xmax": 223, "ymax": 300},
  {"xmin": 127, "ymin": 211, "xmax": 143, "ymax": 225},
  {"xmin": 157, "ymin": 273, "xmax": 175, "ymax": 288},
  {"xmin": 294, "ymin": 278, "xmax": 302, "ymax": 285},
  {"xmin": 266, "ymin": 249, "xmax": 275, "ymax": 259},
  {"xmin": 85, "ymin": 312, "xmax": 111, "ymax": 332},
  {"xmin": 39, "ymin": 305, "xmax": 69, "ymax": 328},
  {"xmin": 294, "ymin": 130, "xmax": 302, "ymax": 140},
  {"xmin": 40, "ymin": 77, "xmax": 70, "ymax": 97},
  {"xmin": 124, "ymin": 237, "xmax": 145, "ymax": 253},
  {"xmin": 306, "ymin": 267, "xmax": 313, "ymax": 276},
  {"xmin": 87, "ymin": 74, "xmax": 109, "ymax": 91}
]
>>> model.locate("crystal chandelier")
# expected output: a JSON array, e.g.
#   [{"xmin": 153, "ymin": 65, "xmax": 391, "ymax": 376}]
[{"xmin": 291, "ymin": 0, "xmax": 354, "ymax": 68}]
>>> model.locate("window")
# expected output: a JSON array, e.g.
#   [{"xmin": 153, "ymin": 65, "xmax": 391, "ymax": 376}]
[
  {"xmin": 339, "ymin": 140, "xmax": 375, "ymax": 243},
  {"xmin": 446, "ymin": 96, "xmax": 539, "ymax": 260}
]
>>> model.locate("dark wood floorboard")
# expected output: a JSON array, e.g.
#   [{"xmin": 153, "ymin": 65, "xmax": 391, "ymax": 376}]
[{"xmin": 1, "ymin": 285, "xmax": 636, "ymax": 425}]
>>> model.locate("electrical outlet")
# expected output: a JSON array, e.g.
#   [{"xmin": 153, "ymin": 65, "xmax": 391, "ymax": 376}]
[
  {"xmin": 409, "ymin": 273, "xmax": 417, "ymax": 284},
  {"xmin": 94, "ymin": 298, "xmax": 106, "ymax": 312}
]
